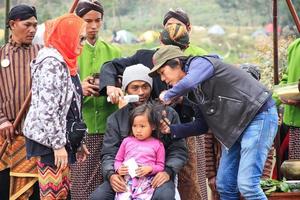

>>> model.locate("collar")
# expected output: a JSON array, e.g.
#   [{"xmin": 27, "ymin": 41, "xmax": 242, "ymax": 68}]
[{"xmin": 9, "ymin": 37, "xmax": 31, "ymax": 51}]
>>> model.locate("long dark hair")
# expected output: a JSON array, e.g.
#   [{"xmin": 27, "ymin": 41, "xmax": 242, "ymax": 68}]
[{"xmin": 129, "ymin": 102, "xmax": 167, "ymax": 139}]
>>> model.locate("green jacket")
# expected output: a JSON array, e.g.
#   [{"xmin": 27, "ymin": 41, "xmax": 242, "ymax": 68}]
[
  {"xmin": 184, "ymin": 43, "xmax": 208, "ymax": 56},
  {"xmin": 78, "ymin": 40, "xmax": 121, "ymax": 134},
  {"xmin": 273, "ymin": 38, "xmax": 300, "ymax": 127}
]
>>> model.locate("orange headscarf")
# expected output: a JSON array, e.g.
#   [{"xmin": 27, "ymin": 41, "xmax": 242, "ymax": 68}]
[{"xmin": 44, "ymin": 13, "xmax": 86, "ymax": 76}]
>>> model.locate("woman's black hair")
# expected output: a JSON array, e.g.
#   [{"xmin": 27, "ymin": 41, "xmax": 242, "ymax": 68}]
[
  {"xmin": 129, "ymin": 102, "xmax": 167, "ymax": 139},
  {"xmin": 163, "ymin": 56, "xmax": 191, "ymax": 70}
]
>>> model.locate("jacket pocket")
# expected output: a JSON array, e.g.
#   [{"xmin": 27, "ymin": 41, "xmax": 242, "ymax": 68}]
[{"xmin": 218, "ymin": 95, "xmax": 242, "ymax": 103}]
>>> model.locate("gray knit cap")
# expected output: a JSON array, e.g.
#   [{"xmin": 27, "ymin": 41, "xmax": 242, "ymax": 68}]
[{"xmin": 122, "ymin": 64, "xmax": 153, "ymax": 91}]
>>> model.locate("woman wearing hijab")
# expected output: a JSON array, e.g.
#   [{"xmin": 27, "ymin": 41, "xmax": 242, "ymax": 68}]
[{"xmin": 23, "ymin": 13, "xmax": 89, "ymax": 199}]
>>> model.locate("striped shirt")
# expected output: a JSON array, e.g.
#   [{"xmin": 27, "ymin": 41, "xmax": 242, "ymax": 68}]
[{"xmin": 0, "ymin": 39, "xmax": 41, "ymax": 133}]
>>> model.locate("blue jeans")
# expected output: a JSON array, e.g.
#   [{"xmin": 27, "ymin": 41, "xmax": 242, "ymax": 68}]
[{"xmin": 216, "ymin": 105, "xmax": 278, "ymax": 200}]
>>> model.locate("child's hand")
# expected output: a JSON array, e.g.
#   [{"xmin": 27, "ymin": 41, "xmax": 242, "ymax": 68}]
[
  {"xmin": 136, "ymin": 166, "xmax": 152, "ymax": 177},
  {"xmin": 117, "ymin": 165, "xmax": 129, "ymax": 176}
]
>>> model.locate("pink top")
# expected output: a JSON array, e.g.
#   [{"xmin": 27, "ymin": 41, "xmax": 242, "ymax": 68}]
[{"xmin": 114, "ymin": 136, "xmax": 165, "ymax": 175}]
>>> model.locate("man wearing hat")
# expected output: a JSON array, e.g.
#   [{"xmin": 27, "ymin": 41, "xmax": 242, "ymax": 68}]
[
  {"xmin": 70, "ymin": 1, "xmax": 122, "ymax": 199},
  {"xmin": 91, "ymin": 64, "xmax": 187, "ymax": 200},
  {"xmin": 0, "ymin": 4, "xmax": 41, "ymax": 200}
]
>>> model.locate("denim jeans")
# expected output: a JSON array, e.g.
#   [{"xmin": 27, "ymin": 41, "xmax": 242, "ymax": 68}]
[{"xmin": 216, "ymin": 105, "xmax": 278, "ymax": 200}]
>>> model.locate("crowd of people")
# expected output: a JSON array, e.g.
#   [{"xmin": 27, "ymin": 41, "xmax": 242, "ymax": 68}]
[{"xmin": 0, "ymin": 0, "xmax": 299, "ymax": 200}]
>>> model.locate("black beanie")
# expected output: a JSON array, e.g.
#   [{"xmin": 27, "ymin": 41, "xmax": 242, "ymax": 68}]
[
  {"xmin": 7, "ymin": 4, "xmax": 37, "ymax": 28},
  {"xmin": 163, "ymin": 8, "xmax": 190, "ymax": 27},
  {"xmin": 75, "ymin": 0, "xmax": 104, "ymax": 18}
]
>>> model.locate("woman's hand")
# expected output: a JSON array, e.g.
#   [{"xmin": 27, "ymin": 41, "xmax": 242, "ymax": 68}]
[
  {"xmin": 159, "ymin": 91, "xmax": 172, "ymax": 105},
  {"xmin": 54, "ymin": 147, "xmax": 68, "ymax": 169},
  {"xmin": 136, "ymin": 166, "xmax": 152, "ymax": 177},
  {"xmin": 107, "ymin": 86, "xmax": 124, "ymax": 104},
  {"xmin": 159, "ymin": 109, "xmax": 171, "ymax": 134},
  {"xmin": 117, "ymin": 165, "xmax": 128, "ymax": 176},
  {"xmin": 76, "ymin": 144, "xmax": 90, "ymax": 162}
]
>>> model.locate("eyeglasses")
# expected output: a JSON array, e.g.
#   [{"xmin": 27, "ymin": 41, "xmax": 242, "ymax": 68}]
[{"xmin": 79, "ymin": 36, "xmax": 87, "ymax": 45}]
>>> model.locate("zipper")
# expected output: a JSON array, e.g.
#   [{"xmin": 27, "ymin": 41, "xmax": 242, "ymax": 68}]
[
  {"xmin": 218, "ymin": 95, "xmax": 242, "ymax": 103},
  {"xmin": 197, "ymin": 84, "xmax": 205, "ymax": 104}
]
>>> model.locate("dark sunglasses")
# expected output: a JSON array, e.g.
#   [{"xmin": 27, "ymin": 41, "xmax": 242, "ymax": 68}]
[{"xmin": 80, "ymin": 36, "xmax": 87, "ymax": 44}]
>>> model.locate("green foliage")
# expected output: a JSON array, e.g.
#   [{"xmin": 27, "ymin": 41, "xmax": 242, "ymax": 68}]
[
  {"xmin": 254, "ymin": 35, "xmax": 295, "ymax": 89},
  {"xmin": 260, "ymin": 179, "xmax": 290, "ymax": 196}
]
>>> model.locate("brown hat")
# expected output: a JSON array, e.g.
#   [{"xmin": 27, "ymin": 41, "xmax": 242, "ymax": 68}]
[
  {"xmin": 160, "ymin": 24, "xmax": 189, "ymax": 50},
  {"xmin": 149, "ymin": 45, "xmax": 185, "ymax": 77}
]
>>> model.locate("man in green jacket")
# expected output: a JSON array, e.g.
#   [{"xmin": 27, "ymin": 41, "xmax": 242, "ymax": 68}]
[
  {"xmin": 71, "ymin": 1, "xmax": 121, "ymax": 199},
  {"xmin": 273, "ymin": 38, "xmax": 300, "ymax": 160}
]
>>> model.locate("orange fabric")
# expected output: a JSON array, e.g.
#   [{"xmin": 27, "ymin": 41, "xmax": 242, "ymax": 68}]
[
  {"xmin": 0, "ymin": 136, "xmax": 38, "ymax": 199},
  {"xmin": 44, "ymin": 13, "xmax": 86, "ymax": 76}
]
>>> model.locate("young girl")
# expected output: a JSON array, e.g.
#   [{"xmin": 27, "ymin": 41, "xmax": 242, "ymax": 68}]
[{"xmin": 114, "ymin": 103, "xmax": 165, "ymax": 200}]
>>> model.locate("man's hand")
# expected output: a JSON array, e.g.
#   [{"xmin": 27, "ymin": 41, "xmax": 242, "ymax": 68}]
[
  {"xmin": 117, "ymin": 165, "xmax": 128, "ymax": 176},
  {"xmin": 151, "ymin": 171, "xmax": 170, "ymax": 188},
  {"xmin": 208, "ymin": 176, "xmax": 217, "ymax": 192},
  {"xmin": 280, "ymin": 96, "xmax": 300, "ymax": 108},
  {"xmin": 0, "ymin": 121, "xmax": 16, "ymax": 144},
  {"xmin": 81, "ymin": 76, "xmax": 100, "ymax": 97},
  {"xmin": 136, "ymin": 166, "xmax": 152, "ymax": 177},
  {"xmin": 106, "ymin": 86, "xmax": 124, "ymax": 104},
  {"xmin": 76, "ymin": 144, "xmax": 90, "ymax": 162},
  {"xmin": 109, "ymin": 174, "xmax": 127, "ymax": 193}
]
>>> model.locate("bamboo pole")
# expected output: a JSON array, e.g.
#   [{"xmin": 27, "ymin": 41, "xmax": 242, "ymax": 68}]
[
  {"xmin": 69, "ymin": 0, "xmax": 80, "ymax": 13},
  {"xmin": 273, "ymin": 0, "xmax": 282, "ymax": 180},
  {"xmin": 273, "ymin": 0, "xmax": 279, "ymax": 85},
  {"xmin": 4, "ymin": 0, "xmax": 10, "ymax": 43},
  {"xmin": 0, "ymin": 91, "xmax": 32, "ymax": 159},
  {"xmin": 286, "ymin": 0, "xmax": 300, "ymax": 33}
]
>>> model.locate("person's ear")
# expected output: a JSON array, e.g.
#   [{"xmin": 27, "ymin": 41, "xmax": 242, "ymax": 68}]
[
  {"xmin": 186, "ymin": 25, "xmax": 192, "ymax": 33},
  {"xmin": 9, "ymin": 20, "xmax": 15, "ymax": 30}
]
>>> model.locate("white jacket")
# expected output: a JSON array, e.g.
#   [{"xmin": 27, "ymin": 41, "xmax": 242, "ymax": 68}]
[{"xmin": 23, "ymin": 47, "xmax": 75, "ymax": 149}]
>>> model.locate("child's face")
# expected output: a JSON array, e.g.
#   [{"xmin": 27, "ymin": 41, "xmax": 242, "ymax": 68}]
[{"xmin": 132, "ymin": 114, "xmax": 153, "ymax": 141}]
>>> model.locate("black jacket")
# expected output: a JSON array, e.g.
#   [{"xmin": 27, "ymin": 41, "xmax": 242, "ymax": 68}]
[
  {"xmin": 99, "ymin": 49, "xmax": 195, "ymax": 122},
  {"xmin": 170, "ymin": 56, "xmax": 273, "ymax": 149},
  {"xmin": 101, "ymin": 103, "xmax": 188, "ymax": 181}
]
